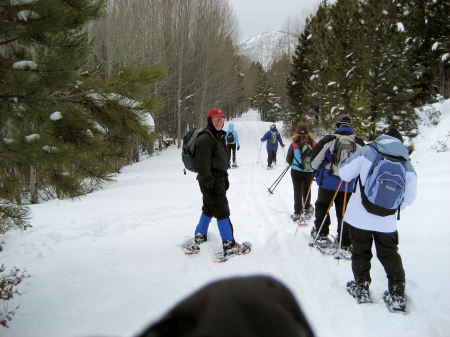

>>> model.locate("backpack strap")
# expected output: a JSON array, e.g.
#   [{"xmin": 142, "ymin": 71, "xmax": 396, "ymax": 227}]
[{"xmin": 292, "ymin": 141, "xmax": 302, "ymax": 167}]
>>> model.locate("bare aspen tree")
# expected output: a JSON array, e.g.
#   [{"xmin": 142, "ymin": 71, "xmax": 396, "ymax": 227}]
[{"xmin": 88, "ymin": 0, "xmax": 241, "ymax": 143}]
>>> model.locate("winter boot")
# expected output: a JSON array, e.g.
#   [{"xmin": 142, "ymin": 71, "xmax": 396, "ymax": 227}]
[
  {"xmin": 182, "ymin": 233, "xmax": 206, "ymax": 255},
  {"xmin": 383, "ymin": 292, "xmax": 406, "ymax": 312},
  {"xmin": 194, "ymin": 233, "xmax": 207, "ymax": 245},
  {"xmin": 290, "ymin": 213, "xmax": 302, "ymax": 221},
  {"xmin": 222, "ymin": 240, "xmax": 250, "ymax": 257},
  {"xmin": 311, "ymin": 227, "xmax": 332, "ymax": 246},
  {"xmin": 346, "ymin": 280, "xmax": 372, "ymax": 304},
  {"xmin": 304, "ymin": 205, "xmax": 314, "ymax": 220},
  {"xmin": 384, "ymin": 282, "xmax": 406, "ymax": 312}
]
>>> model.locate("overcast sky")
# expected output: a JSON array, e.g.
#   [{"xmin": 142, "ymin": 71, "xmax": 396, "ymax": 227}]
[{"xmin": 228, "ymin": 0, "xmax": 323, "ymax": 41}]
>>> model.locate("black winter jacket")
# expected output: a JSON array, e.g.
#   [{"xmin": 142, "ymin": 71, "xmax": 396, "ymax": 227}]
[{"xmin": 194, "ymin": 124, "xmax": 229, "ymax": 189}]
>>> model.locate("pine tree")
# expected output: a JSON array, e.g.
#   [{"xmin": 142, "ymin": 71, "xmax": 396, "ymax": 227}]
[
  {"xmin": 357, "ymin": 0, "xmax": 419, "ymax": 139},
  {"xmin": 401, "ymin": 0, "xmax": 450, "ymax": 103},
  {"xmin": 287, "ymin": 0, "xmax": 423, "ymax": 139},
  {"xmin": 251, "ymin": 63, "xmax": 271, "ymax": 121},
  {"xmin": 1, "ymin": 0, "xmax": 165, "ymax": 205},
  {"xmin": 0, "ymin": 0, "xmax": 165, "ymax": 325}
]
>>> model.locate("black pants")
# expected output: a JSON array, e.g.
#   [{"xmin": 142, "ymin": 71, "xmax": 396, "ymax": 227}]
[
  {"xmin": 267, "ymin": 150, "xmax": 277, "ymax": 166},
  {"xmin": 199, "ymin": 176, "xmax": 230, "ymax": 220},
  {"xmin": 349, "ymin": 225, "xmax": 405, "ymax": 293},
  {"xmin": 291, "ymin": 170, "xmax": 313, "ymax": 214},
  {"xmin": 227, "ymin": 143, "xmax": 237, "ymax": 164},
  {"xmin": 314, "ymin": 187, "xmax": 351, "ymax": 246}
]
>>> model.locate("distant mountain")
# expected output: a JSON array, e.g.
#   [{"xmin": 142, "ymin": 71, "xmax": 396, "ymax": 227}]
[{"xmin": 237, "ymin": 31, "xmax": 298, "ymax": 70}]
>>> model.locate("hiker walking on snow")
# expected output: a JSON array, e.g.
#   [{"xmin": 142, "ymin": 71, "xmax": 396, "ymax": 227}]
[
  {"xmin": 310, "ymin": 114, "xmax": 364, "ymax": 252},
  {"xmin": 339, "ymin": 128, "xmax": 417, "ymax": 311},
  {"xmin": 261, "ymin": 124, "xmax": 284, "ymax": 168},
  {"xmin": 225, "ymin": 123, "xmax": 240, "ymax": 168},
  {"xmin": 191, "ymin": 108, "xmax": 247, "ymax": 256},
  {"xmin": 286, "ymin": 122, "xmax": 316, "ymax": 221}
]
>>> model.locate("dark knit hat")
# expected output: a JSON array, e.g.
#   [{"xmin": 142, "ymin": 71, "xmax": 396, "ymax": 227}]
[
  {"xmin": 336, "ymin": 114, "xmax": 352, "ymax": 128},
  {"xmin": 387, "ymin": 127, "xmax": 404, "ymax": 143}
]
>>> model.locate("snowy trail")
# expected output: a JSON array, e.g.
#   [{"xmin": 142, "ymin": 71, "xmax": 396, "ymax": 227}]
[{"xmin": 2, "ymin": 108, "xmax": 450, "ymax": 337}]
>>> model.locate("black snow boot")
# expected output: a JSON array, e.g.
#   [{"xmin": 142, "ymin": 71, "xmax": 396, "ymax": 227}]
[{"xmin": 194, "ymin": 233, "xmax": 207, "ymax": 245}]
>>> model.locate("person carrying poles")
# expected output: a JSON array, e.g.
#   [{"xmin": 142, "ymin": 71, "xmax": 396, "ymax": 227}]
[
  {"xmin": 310, "ymin": 114, "xmax": 365, "ymax": 253},
  {"xmin": 286, "ymin": 122, "xmax": 316, "ymax": 222},
  {"xmin": 225, "ymin": 123, "xmax": 240, "ymax": 168},
  {"xmin": 339, "ymin": 128, "xmax": 417, "ymax": 311},
  {"xmin": 261, "ymin": 123, "xmax": 284, "ymax": 169}
]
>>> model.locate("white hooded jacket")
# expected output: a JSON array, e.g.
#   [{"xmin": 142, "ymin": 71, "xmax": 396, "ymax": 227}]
[{"xmin": 338, "ymin": 135, "xmax": 417, "ymax": 233}]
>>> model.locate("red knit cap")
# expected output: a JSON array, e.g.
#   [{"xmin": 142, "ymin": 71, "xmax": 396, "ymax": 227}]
[{"xmin": 207, "ymin": 108, "xmax": 226, "ymax": 118}]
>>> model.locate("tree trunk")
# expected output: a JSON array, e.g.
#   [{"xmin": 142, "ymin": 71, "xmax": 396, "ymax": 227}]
[{"xmin": 30, "ymin": 165, "xmax": 37, "ymax": 204}]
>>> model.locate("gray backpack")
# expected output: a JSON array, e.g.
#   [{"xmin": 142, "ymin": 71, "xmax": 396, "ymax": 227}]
[{"xmin": 330, "ymin": 134, "xmax": 356, "ymax": 175}]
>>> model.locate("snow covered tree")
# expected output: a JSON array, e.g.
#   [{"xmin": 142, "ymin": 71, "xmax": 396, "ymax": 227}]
[
  {"xmin": 251, "ymin": 62, "xmax": 284, "ymax": 122},
  {"xmin": 0, "ymin": 0, "xmax": 165, "ymax": 325},
  {"xmin": 400, "ymin": 0, "xmax": 450, "ymax": 103},
  {"xmin": 287, "ymin": 1, "xmax": 332, "ymax": 131},
  {"xmin": 287, "ymin": 0, "xmax": 422, "ymax": 139},
  {"xmin": 1, "ymin": 0, "xmax": 165, "ymax": 204}
]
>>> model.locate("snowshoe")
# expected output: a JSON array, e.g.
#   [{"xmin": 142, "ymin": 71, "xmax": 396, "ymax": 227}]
[
  {"xmin": 215, "ymin": 241, "xmax": 252, "ymax": 263},
  {"xmin": 181, "ymin": 233, "xmax": 206, "ymax": 255},
  {"xmin": 290, "ymin": 213, "xmax": 302, "ymax": 221},
  {"xmin": 346, "ymin": 281, "xmax": 372, "ymax": 304},
  {"xmin": 182, "ymin": 243, "xmax": 200, "ymax": 255},
  {"xmin": 310, "ymin": 227, "xmax": 332, "ymax": 246},
  {"xmin": 383, "ymin": 291, "xmax": 406, "ymax": 313},
  {"xmin": 303, "ymin": 205, "xmax": 314, "ymax": 220},
  {"xmin": 334, "ymin": 245, "xmax": 352, "ymax": 260},
  {"xmin": 296, "ymin": 218, "xmax": 309, "ymax": 227}
]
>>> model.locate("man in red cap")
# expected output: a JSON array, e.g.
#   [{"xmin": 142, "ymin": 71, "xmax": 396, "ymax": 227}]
[{"xmin": 189, "ymin": 108, "xmax": 248, "ymax": 257}]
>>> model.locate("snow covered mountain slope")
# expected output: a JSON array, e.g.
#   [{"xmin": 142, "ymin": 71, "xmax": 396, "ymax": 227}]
[
  {"xmin": 238, "ymin": 31, "xmax": 298, "ymax": 69},
  {"xmin": 2, "ymin": 104, "xmax": 450, "ymax": 337}
]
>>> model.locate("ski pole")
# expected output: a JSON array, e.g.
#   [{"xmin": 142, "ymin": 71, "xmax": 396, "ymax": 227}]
[
  {"xmin": 310, "ymin": 179, "xmax": 343, "ymax": 247},
  {"xmin": 257, "ymin": 142, "xmax": 262, "ymax": 164},
  {"xmin": 338, "ymin": 182, "xmax": 348, "ymax": 251},
  {"xmin": 295, "ymin": 178, "xmax": 314, "ymax": 236},
  {"xmin": 336, "ymin": 182, "xmax": 349, "ymax": 264},
  {"xmin": 267, "ymin": 164, "xmax": 291, "ymax": 194}
]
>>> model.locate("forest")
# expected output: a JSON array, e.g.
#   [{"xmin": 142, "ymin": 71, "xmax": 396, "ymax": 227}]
[{"xmin": 0, "ymin": 0, "xmax": 448, "ymax": 327}]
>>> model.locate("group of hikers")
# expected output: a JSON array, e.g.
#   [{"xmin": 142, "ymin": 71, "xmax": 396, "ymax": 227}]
[{"xmin": 186, "ymin": 108, "xmax": 417, "ymax": 312}]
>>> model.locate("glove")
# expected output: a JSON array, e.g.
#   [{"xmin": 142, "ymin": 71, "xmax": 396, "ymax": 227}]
[{"xmin": 237, "ymin": 146, "xmax": 240, "ymax": 151}]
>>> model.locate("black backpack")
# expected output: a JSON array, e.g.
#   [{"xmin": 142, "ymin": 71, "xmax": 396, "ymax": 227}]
[
  {"xmin": 226, "ymin": 132, "xmax": 234, "ymax": 143},
  {"xmin": 182, "ymin": 128, "xmax": 213, "ymax": 172}
]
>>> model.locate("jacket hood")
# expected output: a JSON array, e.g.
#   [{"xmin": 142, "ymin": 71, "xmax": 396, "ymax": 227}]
[
  {"xmin": 228, "ymin": 123, "xmax": 234, "ymax": 131},
  {"xmin": 335, "ymin": 126, "xmax": 354, "ymax": 135},
  {"xmin": 374, "ymin": 135, "xmax": 409, "ymax": 160}
]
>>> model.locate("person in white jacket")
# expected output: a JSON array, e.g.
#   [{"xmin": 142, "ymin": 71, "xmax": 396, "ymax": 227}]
[{"xmin": 338, "ymin": 128, "xmax": 417, "ymax": 310}]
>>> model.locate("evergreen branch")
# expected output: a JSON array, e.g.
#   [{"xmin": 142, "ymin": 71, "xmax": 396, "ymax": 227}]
[{"xmin": 0, "ymin": 36, "xmax": 22, "ymax": 46}]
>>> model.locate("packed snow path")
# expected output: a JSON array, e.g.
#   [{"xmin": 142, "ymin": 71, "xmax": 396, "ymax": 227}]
[{"xmin": 2, "ymin": 109, "xmax": 450, "ymax": 337}]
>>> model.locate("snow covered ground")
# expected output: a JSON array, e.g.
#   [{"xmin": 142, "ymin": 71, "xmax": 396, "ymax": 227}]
[{"xmin": 2, "ymin": 102, "xmax": 450, "ymax": 337}]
